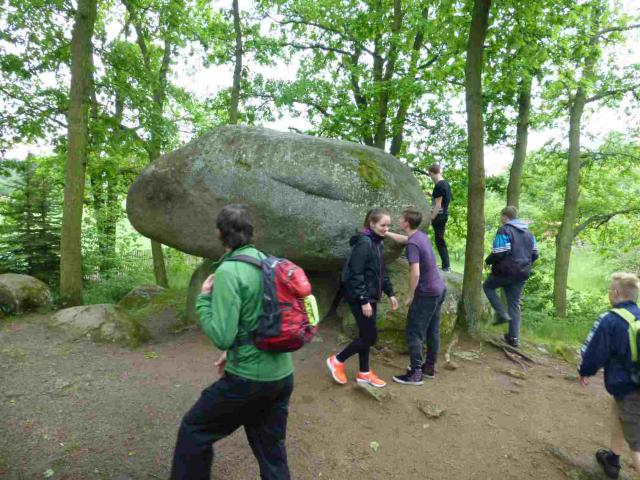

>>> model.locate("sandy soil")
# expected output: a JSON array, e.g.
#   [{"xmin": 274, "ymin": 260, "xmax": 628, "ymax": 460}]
[{"xmin": 0, "ymin": 314, "xmax": 633, "ymax": 479}]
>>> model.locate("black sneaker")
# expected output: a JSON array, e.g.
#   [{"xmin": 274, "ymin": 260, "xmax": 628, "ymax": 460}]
[
  {"xmin": 503, "ymin": 333, "xmax": 520, "ymax": 348},
  {"xmin": 423, "ymin": 364, "xmax": 436, "ymax": 379},
  {"xmin": 595, "ymin": 449, "xmax": 620, "ymax": 479},
  {"xmin": 393, "ymin": 369, "xmax": 424, "ymax": 385}
]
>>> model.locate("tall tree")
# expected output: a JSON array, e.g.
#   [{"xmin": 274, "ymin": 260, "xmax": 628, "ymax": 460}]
[
  {"xmin": 505, "ymin": 75, "xmax": 531, "ymax": 209},
  {"xmin": 59, "ymin": 0, "xmax": 98, "ymax": 306},
  {"xmin": 229, "ymin": 0, "xmax": 243, "ymax": 124},
  {"xmin": 122, "ymin": 0, "xmax": 190, "ymax": 288},
  {"xmin": 552, "ymin": 2, "xmax": 639, "ymax": 317},
  {"xmin": 460, "ymin": 0, "xmax": 491, "ymax": 329},
  {"xmin": 258, "ymin": 0, "xmax": 463, "ymax": 157}
]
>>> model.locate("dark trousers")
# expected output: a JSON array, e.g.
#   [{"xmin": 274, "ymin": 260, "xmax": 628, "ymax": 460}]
[
  {"xmin": 483, "ymin": 275, "xmax": 526, "ymax": 339},
  {"xmin": 170, "ymin": 373, "xmax": 294, "ymax": 480},
  {"xmin": 406, "ymin": 290, "xmax": 446, "ymax": 370},
  {"xmin": 336, "ymin": 302, "xmax": 378, "ymax": 372},
  {"xmin": 432, "ymin": 214, "xmax": 450, "ymax": 270}
]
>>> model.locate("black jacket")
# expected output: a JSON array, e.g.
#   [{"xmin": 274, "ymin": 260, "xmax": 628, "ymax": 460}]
[
  {"xmin": 485, "ymin": 219, "xmax": 539, "ymax": 280},
  {"xmin": 343, "ymin": 232, "xmax": 394, "ymax": 305}
]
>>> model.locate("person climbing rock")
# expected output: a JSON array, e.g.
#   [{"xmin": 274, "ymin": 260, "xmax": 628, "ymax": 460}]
[
  {"xmin": 427, "ymin": 163, "xmax": 452, "ymax": 272},
  {"xmin": 483, "ymin": 206, "xmax": 538, "ymax": 348}
]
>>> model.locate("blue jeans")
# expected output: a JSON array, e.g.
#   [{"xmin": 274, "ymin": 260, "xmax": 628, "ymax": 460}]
[
  {"xmin": 171, "ymin": 372, "xmax": 294, "ymax": 480},
  {"xmin": 483, "ymin": 275, "xmax": 526, "ymax": 339},
  {"xmin": 406, "ymin": 290, "xmax": 446, "ymax": 370}
]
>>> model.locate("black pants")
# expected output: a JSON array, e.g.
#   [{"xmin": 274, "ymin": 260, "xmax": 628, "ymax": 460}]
[
  {"xmin": 336, "ymin": 301, "xmax": 378, "ymax": 372},
  {"xmin": 171, "ymin": 373, "xmax": 294, "ymax": 480},
  {"xmin": 406, "ymin": 290, "xmax": 446, "ymax": 370},
  {"xmin": 432, "ymin": 214, "xmax": 450, "ymax": 270}
]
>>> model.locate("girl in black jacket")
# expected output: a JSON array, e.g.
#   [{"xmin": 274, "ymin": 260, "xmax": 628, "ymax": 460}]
[{"xmin": 326, "ymin": 208, "xmax": 398, "ymax": 388}]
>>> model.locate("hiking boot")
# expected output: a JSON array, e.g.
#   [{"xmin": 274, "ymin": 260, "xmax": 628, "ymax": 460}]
[
  {"xmin": 393, "ymin": 369, "xmax": 424, "ymax": 385},
  {"xmin": 503, "ymin": 333, "xmax": 520, "ymax": 348},
  {"xmin": 326, "ymin": 355, "xmax": 347, "ymax": 385},
  {"xmin": 441, "ymin": 267, "xmax": 451, "ymax": 272},
  {"xmin": 357, "ymin": 370, "xmax": 386, "ymax": 388},
  {"xmin": 595, "ymin": 449, "xmax": 621, "ymax": 479}
]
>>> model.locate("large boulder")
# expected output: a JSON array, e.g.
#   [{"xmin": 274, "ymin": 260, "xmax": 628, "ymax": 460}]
[
  {"xmin": 127, "ymin": 126, "xmax": 429, "ymax": 271},
  {"xmin": 340, "ymin": 261, "xmax": 493, "ymax": 351},
  {"xmin": 0, "ymin": 273, "xmax": 52, "ymax": 315},
  {"xmin": 51, "ymin": 304, "xmax": 149, "ymax": 347}
]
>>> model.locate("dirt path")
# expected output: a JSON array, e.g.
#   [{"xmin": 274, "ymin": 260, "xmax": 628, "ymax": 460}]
[{"xmin": 0, "ymin": 314, "xmax": 631, "ymax": 479}]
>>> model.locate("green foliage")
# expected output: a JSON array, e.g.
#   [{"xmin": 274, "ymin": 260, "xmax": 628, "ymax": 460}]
[{"xmin": 0, "ymin": 156, "xmax": 62, "ymax": 284}]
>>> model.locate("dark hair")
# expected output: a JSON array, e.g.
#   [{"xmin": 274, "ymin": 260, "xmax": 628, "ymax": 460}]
[
  {"xmin": 363, "ymin": 207, "xmax": 390, "ymax": 228},
  {"xmin": 428, "ymin": 163, "xmax": 441, "ymax": 175},
  {"xmin": 501, "ymin": 205, "xmax": 518, "ymax": 220},
  {"xmin": 401, "ymin": 206, "xmax": 422, "ymax": 229},
  {"xmin": 216, "ymin": 204, "xmax": 254, "ymax": 250}
]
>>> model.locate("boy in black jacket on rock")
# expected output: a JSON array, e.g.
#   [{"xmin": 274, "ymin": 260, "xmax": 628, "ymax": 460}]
[{"xmin": 579, "ymin": 272, "xmax": 640, "ymax": 479}]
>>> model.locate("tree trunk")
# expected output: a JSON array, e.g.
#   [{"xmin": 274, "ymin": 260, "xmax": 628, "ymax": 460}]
[
  {"xmin": 460, "ymin": 0, "xmax": 491, "ymax": 330},
  {"xmin": 506, "ymin": 75, "xmax": 531, "ymax": 209},
  {"xmin": 553, "ymin": 90, "xmax": 586, "ymax": 317},
  {"xmin": 59, "ymin": 0, "xmax": 97, "ymax": 307},
  {"xmin": 151, "ymin": 239, "xmax": 169, "ymax": 287},
  {"xmin": 229, "ymin": 0, "xmax": 242, "ymax": 125}
]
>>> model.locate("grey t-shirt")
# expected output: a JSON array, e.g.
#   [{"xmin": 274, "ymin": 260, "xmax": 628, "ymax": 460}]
[{"xmin": 406, "ymin": 230, "xmax": 445, "ymax": 297}]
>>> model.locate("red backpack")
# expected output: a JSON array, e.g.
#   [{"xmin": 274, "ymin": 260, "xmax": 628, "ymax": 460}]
[{"xmin": 228, "ymin": 254, "xmax": 318, "ymax": 352}]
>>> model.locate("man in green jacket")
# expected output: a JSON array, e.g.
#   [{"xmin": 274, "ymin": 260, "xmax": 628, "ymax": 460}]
[{"xmin": 171, "ymin": 204, "xmax": 294, "ymax": 480}]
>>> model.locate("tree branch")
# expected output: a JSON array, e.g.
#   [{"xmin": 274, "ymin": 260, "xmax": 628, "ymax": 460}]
[
  {"xmin": 586, "ymin": 84, "xmax": 639, "ymax": 103},
  {"xmin": 573, "ymin": 208, "xmax": 640, "ymax": 238},
  {"xmin": 282, "ymin": 42, "xmax": 353, "ymax": 56},
  {"xmin": 596, "ymin": 23, "xmax": 640, "ymax": 37}
]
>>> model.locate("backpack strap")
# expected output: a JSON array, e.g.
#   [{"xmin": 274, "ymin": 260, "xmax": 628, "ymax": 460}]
[
  {"xmin": 226, "ymin": 254, "xmax": 262, "ymax": 268},
  {"xmin": 223, "ymin": 254, "xmax": 264, "ymax": 363},
  {"xmin": 611, "ymin": 308, "xmax": 640, "ymax": 363}
]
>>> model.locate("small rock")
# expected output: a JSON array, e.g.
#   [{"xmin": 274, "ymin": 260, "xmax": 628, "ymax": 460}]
[
  {"xmin": 354, "ymin": 383, "xmax": 392, "ymax": 403},
  {"xmin": 444, "ymin": 361, "xmax": 459, "ymax": 370},
  {"xmin": 453, "ymin": 351, "xmax": 480, "ymax": 362},
  {"xmin": 501, "ymin": 368, "xmax": 526, "ymax": 380},
  {"xmin": 417, "ymin": 399, "xmax": 445, "ymax": 418}
]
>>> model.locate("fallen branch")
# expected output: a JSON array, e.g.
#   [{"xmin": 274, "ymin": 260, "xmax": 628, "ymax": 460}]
[
  {"xmin": 503, "ymin": 348, "xmax": 527, "ymax": 371},
  {"xmin": 484, "ymin": 336, "xmax": 539, "ymax": 365}
]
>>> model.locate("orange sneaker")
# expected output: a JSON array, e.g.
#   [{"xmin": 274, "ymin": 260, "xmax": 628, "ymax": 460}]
[
  {"xmin": 357, "ymin": 370, "xmax": 386, "ymax": 388},
  {"xmin": 326, "ymin": 355, "xmax": 347, "ymax": 385}
]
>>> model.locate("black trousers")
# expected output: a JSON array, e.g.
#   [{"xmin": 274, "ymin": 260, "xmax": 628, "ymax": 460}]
[
  {"xmin": 432, "ymin": 214, "xmax": 450, "ymax": 270},
  {"xmin": 406, "ymin": 290, "xmax": 446, "ymax": 370},
  {"xmin": 336, "ymin": 301, "xmax": 378, "ymax": 372},
  {"xmin": 171, "ymin": 372, "xmax": 294, "ymax": 480}
]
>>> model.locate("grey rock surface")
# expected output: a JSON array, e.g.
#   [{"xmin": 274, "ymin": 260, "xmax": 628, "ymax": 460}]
[
  {"xmin": 0, "ymin": 273, "xmax": 52, "ymax": 314},
  {"xmin": 127, "ymin": 126, "xmax": 429, "ymax": 271},
  {"xmin": 51, "ymin": 304, "xmax": 149, "ymax": 347}
]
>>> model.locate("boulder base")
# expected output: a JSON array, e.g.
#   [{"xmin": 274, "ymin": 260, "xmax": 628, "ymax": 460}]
[
  {"xmin": 340, "ymin": 262, "xmax": 493, "ymax": 351},
  {"xmin": 0, "ymin": 273, "xmax": 52, "ymax": 315}
]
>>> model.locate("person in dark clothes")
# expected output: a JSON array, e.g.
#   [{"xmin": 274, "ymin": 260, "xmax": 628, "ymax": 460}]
[
  {"xmin": 427, "ymin": 164, "xmax": 452, "ymax": 272},
  {"xmin": 385, "ymin": 206, "xmax": 446, "ymax": 385},
  {"xmin": 579, "ymin": 273, "xmax": 640, "ymax": 479},
  {"xmin": 326, "ymin": 208, "xmax": 398, "ymax": 388},
  {"xmin": 483, "ymin": 206, "xmax": 538, "ymax": 348},
  {"xmin": 171, "ymin": 205, "xmax": 294, "ymax": 480}
]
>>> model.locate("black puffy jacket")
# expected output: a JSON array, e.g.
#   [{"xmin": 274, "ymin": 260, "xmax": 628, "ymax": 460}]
[{"xmin": 343, "ymin": 231, "xmax": 395, "ymax": 305}]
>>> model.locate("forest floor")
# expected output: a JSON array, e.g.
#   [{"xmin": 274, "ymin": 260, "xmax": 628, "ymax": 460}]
[{"xmin": 1, "ymin": 313, "xmax": 637, "ymax": 480}]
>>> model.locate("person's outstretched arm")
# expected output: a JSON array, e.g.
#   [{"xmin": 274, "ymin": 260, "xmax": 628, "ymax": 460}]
[{"xmin": 385, "ymin": 231, "xmax": 408, "ymax": 245}]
